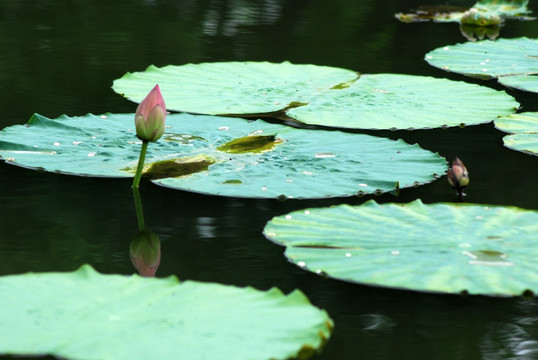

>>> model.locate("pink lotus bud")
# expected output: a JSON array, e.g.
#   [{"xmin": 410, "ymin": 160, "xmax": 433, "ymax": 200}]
[
  {"xmin": 130, "ymin": 230, "xmax": 161, "ymax": 277},
  {"xmin": 134, "ymin": 84, "xmax": 166, "ymax": 142},
  {"xmin": 447, "ymin": 157, "xmax": 469, "ymax": 189}
]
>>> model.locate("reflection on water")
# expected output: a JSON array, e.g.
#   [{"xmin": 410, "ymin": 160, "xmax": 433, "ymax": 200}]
[
  {"xmin": 130, "ymin": 188, "xmax": 161, "ymax": 277},
  {"xmin": 480, "ymin": 300, "xmax": 538, "ymax": 359},
  {"xmin": 359, "ymin": 313, "xmax": 397, "ymax": 332},
  {"xmin": 460, "ymin": 23, "xmax": 500, "ymax": 41},
  {"xmin": 202, "ymin": 0, "xmax": 283, "ymax": 37},
  {"xmin": 196, "ymin": 217, "xmax": 218, "ymax": 239},
  {"xmin": 130, "ymin": 229, "xmax": 161, "ymax": 277},
  {"xmin": 0, "ymin": 1, "xmax": 537, "ymax": 359}
]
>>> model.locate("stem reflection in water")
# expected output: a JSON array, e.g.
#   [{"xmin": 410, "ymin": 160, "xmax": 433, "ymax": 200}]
[{"xmin": 130, "ymin": 187, "xmax": 161, "ymax": 277}]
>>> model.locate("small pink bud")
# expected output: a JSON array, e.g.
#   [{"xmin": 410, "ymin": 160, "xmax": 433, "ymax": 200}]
[
  {"xmin": 134, "ymin": 84, "xmax": 166, "ymax": 142},
  {"xmin": 447, "ymin": 157, "xmax": 469, "ymax": 189}
]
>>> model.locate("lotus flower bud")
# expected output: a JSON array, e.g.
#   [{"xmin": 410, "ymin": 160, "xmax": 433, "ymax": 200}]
[
  {"xmin": 130, "ymin": 230, "xmax": 161, "ymax": 277},
  {"xmin": 134, "ymin": 84, "xmax": 166, "ymax": 142},
  {"xmin": 447, "ymin": 157, "xmax": 469, "ymax": 189}
]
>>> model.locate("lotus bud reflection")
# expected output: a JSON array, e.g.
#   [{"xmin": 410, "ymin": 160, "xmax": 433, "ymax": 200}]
[
  {"xmin": 134, "ymin": 84, "xmax": 166, "ymax": 142},
  {"xmin": 130, "ymin": 229, "xmax": 161, "ymax": 277}
]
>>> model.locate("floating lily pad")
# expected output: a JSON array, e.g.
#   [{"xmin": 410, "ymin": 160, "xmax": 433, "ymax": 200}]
[
  {"xmin": 0, "ymin": 265, "xmax": 332, "ymax": 360},
  {"xmin": 285, "ymin": 74, "xmax": 518, "ymax": 129},
  {"xmin": 498, "ymin": 74, "xmax": 538, "ymax": 93},
  {"xmin": 395, "ymin": 5, "xmax": 468, "ymax": 23},
  {"xmin": 112, "ymin": 61, "xmax": 359, "ymax": 115},
  {"xmin": 113, "ymin": 62, "xmax": 518, "ymax": 130},
  {"xmin": 494, "ymin": 112, "xmax": 538, "ymax": 155},
  {"xmin": 263, "ymin": 200, "xmax": 538, "ymax": 296},
  {"xmin": 0, "ymin": 113, "xmax": 447, "ymax": 199},
  {"xmin": 470, "ymin": 0, "xmax": 534, "ymax": 18},
  {"xmin": 426, "ymin": 37, "xmax": 538, "ymax": 93},
  {"xmin": 396, "ymin": 0, "xmax": 533, "ymax": 25}
]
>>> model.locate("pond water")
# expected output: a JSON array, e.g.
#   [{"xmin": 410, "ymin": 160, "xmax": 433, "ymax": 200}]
[{"xmin": 1, "ymin": 1, "xmax": 537, "ymax": 359}]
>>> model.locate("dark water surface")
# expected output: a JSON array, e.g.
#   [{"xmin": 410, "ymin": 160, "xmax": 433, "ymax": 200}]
[{"xmin": 1, "ymin": 1, "xmax": 537, "ymax": 359}]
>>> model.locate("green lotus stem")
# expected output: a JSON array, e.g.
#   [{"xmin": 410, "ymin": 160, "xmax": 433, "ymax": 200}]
[
  {"xmin": 132, "ymin": 140, "xmax": 149, "ymax": 189},
  {"xmin": 132, "ymin": 186, "xmax": 145, "ymax": 231}
]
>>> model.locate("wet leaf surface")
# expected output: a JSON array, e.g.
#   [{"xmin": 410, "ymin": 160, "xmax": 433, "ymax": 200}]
[
  {"xmin": 0, "ymin": 265, "xmax": 332, "ymax": 360},
  {"xmin": 0, "ymin": 113, "xmax": 447, "ymax": 199},
  {"xmin": 113, "ymin": 62, "xmax": 518, "ymax": 130},
  {"xmin": 495, "ymin": 112, "xmax": 538, "ymax": 155},
  {"xmin": 426, "ymin": 37, "xmax": 538, "ymax": 93},
  {"xmin": 264, "ymin": 200, "xmax": 538, "ymax": 296}
]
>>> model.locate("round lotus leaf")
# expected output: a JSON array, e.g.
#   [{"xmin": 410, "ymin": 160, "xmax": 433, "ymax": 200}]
[
  {"xmin": 0, "ymin": 113, "xmax": 447, "ymax": 199},
  {"xmin": 0, "ymin": 265, "xmax": 332, "ymax": 360},
  {"xmin": 285, "ymin": 73, "xmax": 518, "ymax": 129},
  {"xmin": 498, "ymin": 74, "xmax": 538, "ymax": 93},
  {"xmin": 425, "ymin": 37, "xmax": 538, "ymax": 93},
  {"xmin": 263, "ymin": 200, "xmax": 538, "ymax": 296},
  {"xmin": 495, "ymin": 112, "xmax": 538, "ymax": 156},
  {"xmin": 112, "ymin": 61, "xmax": 359, "ymax": 115},
  {"xmin": 112, "ymin": 62, "xmax": 518, "ymax": 130}
]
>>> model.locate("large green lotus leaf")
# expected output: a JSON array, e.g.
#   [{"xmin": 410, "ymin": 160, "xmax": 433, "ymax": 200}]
[
  {"xmin": 263, "ymin": 200, "xmax": 538, "ymax": 296},
  {"xmin": 425, "ymin": 37, "xmax": 538, "ymax": 93},
  {"xmin": 0, "ymin": 113, "xmax": 447, "ymax": 199},
  {"xmin": 112, "ymin": 62, "xmax": 518, "ymax": 130},
  {"xmin": 112, "ymin": 61, "xmax": 359, "ymax": 115},
  {"xmin": 0, "ymin": 265, "xmax": 332, "ymax": 360},
  {"xmin": 285, "ymin": 74, "xmax": 519, "ymax": 130},
  {"xmin": 494, "ymin": 112, "xmax": 538, "ymax": 155}
]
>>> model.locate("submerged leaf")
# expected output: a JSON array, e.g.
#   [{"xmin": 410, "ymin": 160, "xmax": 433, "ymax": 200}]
[
  {"xmin": 264, "ymin": 200, "xmax": 538, "ymax": 296},
  {"xmin": 217, "ymin": 135, "xmax": 281, "ymax": 154},
  {"xmin": 0, "ymin": 265, "xmax": 333, "ymax": 360},
  {"xmin": 0, "ymin": 113, "xmax": 447, "ymax": 199},
  {"xmin": 495, "ymin": 112, "xmax": 538, "ymax": 155},
  {"xmin": 144, "ymin": 155, "xmax": 216, "ymax": 180}
]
